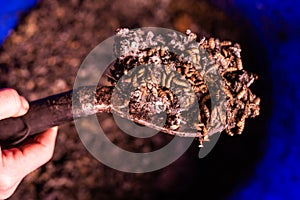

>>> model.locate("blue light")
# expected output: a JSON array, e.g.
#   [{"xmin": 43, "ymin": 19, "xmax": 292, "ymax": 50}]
[
  {"xmin": 0, "ymin": 0, "xmax": 37, "ymax": 44},
  {"xmin": 228, "ymin": 0, "xmax": 300, "ymax": 199}
]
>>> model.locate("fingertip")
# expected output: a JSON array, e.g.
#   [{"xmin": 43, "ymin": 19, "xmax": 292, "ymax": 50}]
[
  {"xmin": 49, "ymin": 126, "xmax": 58, "ymax": 140},
  {"xmin": 48, "ymin": 126, "xmax": 58, "ymax": 137},
  {"xmin": 20, "ymin": 96, "xmax": 29, "ymax": 111},
  {"xmin": 0, "ymin": 88, "xmax": 29, "ymax": 119},
  {"xmin": 51, "ymin": 126, "xmax": 58, "ymax": 132},
  {"xmin": 35, "ymin": 126, "xmax": 58, "ymax": 146},
  {"xmin": 14, "ymin": 96, "xmax": 30, "ymax": 117}
]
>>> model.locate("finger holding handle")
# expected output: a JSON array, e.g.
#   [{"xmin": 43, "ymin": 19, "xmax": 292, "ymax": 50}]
[
  {"xmin": 0, "ymin": 89, "xmax": 74, "ymax": 148},
  {"xmin": 0, "ymin": 86, "xmax": 112, "ymax": 148},
  {"xmin": 0, "ymin": 88, "xmax": 29, "ymax": 120}
]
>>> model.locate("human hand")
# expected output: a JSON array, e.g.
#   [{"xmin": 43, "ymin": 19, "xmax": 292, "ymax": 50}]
[{"xmin": 0, "ymin": 88, "xmax": 58, "ymax": 199}]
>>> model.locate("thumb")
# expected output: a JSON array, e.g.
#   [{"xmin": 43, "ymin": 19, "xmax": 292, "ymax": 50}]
[{"xmin": 0, "ymin": 88, "xmax": 29, "ymax": 120}]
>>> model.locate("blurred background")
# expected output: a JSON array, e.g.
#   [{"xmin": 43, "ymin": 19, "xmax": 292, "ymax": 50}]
[{"xmin": 0, "ymin": 0, "xmax": 299, "ymax": 199}]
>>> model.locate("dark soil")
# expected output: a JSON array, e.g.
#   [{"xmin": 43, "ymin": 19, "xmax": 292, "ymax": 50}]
[{"xmin": 0, "ymin": 0, "xmax": 269, "ymax": 199}]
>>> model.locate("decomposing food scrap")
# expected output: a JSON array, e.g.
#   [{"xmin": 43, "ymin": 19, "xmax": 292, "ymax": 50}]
[{"xmin": 105, "ymin": 28, "xmax": 260, "ymax": 146}]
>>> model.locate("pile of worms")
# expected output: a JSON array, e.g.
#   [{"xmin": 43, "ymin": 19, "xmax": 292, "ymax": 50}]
[{"xmin": 105, "ymin": 28, "xmax": 260, "ymax": 146}]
